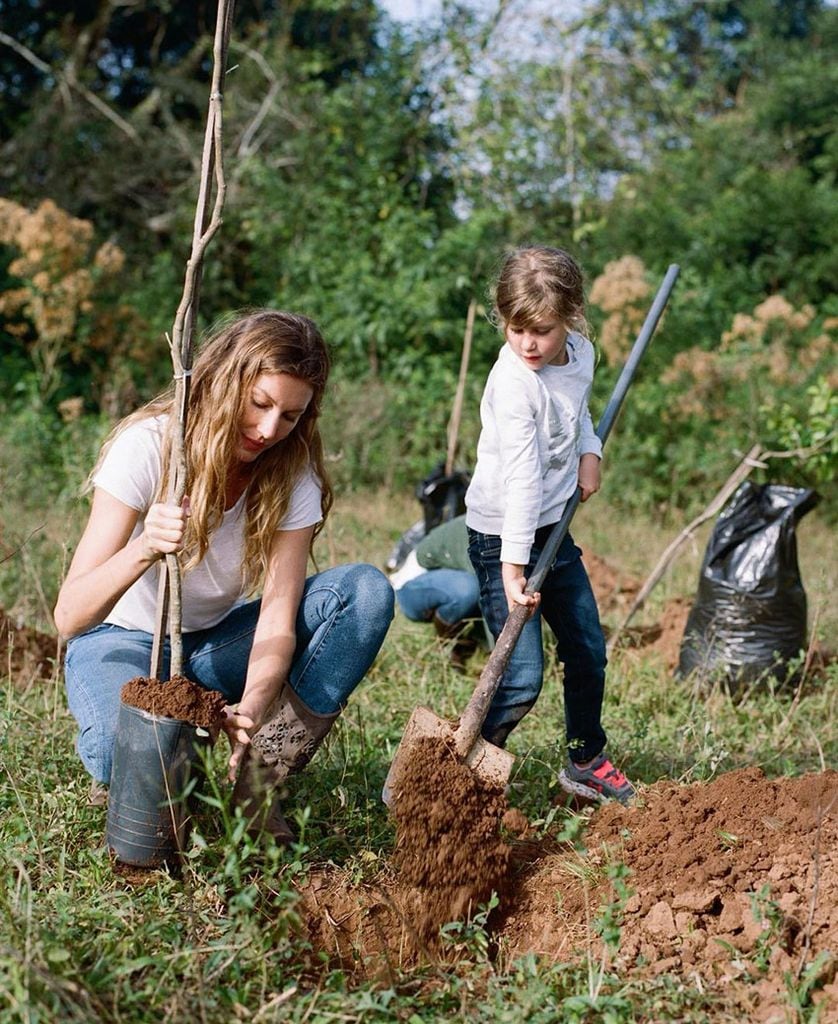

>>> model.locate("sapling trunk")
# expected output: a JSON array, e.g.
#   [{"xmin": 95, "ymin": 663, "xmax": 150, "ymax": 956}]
[{"xmin": 149, "ymin": 0, "xmax": 236, "ymax": 680}]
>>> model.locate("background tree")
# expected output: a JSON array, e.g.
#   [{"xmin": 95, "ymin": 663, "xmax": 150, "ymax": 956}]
[{"xmin": 0, "ymin": 0, "xmax": 834, "ymax": 506}]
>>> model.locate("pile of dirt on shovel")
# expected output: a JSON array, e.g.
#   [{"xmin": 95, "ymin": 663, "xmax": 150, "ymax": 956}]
[
  {"xmin": 389, "ymin": 735, "xmax": 511, "ymax": 940},
  {"xmin": 121, "ymin": 674, "xmax": 227, "ymax": 727}
]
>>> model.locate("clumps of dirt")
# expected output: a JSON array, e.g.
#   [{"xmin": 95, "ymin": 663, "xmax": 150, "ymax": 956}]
[
  {"xmin": 390, "ymin": 736, "xmax": 511, "ymax": 938},
  {"xmin": 501, "ymin": 806, "xmax": 531, "ymax": 838},
  {"xmin": 497, "ymin": 767, "xmax": 838, "ymax": 1018},
  {"xmin": 295, "ymin": 767, "xmax": 837, "ymax": 1018},
  {"xmin": 120, "ymin": 674, "xmax": 226, "ymax": 727},
  {"xmin": 583, "ymin": 551, "xmax": 641, "ymax": 614},
  {"xmin": 1, "ymin": 608, "xmax": 59, "ymax": 683}
]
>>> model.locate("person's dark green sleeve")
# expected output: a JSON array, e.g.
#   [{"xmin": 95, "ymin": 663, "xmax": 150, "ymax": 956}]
[{"xmin": 415, "ymin": 515, "xmax": 473, "ymax": 573}]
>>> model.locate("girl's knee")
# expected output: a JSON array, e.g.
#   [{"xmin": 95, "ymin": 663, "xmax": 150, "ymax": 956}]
[{"xmin": 514, "ymin": 675, "xmax": 544, "ymax": 705}]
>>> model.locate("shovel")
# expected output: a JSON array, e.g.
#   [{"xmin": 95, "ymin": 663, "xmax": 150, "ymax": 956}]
[{"xmin": 383, "ymin": 264, "xmax": 681, "ymax": 807}]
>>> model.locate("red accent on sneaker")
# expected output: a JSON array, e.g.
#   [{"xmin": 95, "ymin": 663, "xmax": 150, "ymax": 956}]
[{"xmin": 587, "ymin": 758, "xmax": 629, "ymax": 792}]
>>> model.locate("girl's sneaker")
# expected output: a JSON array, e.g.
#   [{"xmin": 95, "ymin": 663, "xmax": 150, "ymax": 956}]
[{"xmin": 558, "ymin": 754, "xmax": 635, "ymax": 805}]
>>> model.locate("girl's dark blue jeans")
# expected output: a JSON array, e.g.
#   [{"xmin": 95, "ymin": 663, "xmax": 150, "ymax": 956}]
[{"xmin": 467, "ymin": 524, "xmax": 607, "ymax": 761}]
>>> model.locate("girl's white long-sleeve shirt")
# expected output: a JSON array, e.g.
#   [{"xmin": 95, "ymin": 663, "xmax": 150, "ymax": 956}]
[{"xmin": 465, "ymin": 335, "xmax": 602, "ymax": 565}]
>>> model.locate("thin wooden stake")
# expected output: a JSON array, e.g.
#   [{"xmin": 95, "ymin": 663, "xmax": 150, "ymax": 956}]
[{"xmin": 445, "ymin": 298, "xmax": 477, "ymax": 477}]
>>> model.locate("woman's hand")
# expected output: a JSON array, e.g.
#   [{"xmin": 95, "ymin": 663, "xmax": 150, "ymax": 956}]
[
  {"xmin": 502, "ymin": 561, "xmax": 540, "ymax": 615},
  {"xmin": 140, "ymin": 498, "xmax": 190, "ymax": 561},
  {"xmin": 578, "ymin": 453, "xmax": 601, "ymax": 502},
  {"xmin": 222, "ymin": 705, "xmax": 257, "ymax": 781}
]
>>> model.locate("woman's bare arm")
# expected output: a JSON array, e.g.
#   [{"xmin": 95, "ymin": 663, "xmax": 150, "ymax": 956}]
[
  {"xmin": 53, "ymin": 489, "xmax": 187, "ymax": 639},
  {"xmin": 222, "ymin": 524, "xmax": 314, "ymax": 778}
]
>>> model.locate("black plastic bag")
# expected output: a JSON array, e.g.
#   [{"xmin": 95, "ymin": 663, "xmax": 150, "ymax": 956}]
[
  {"xmin": 678, "ymin": 482, "xmax": 819, "ymax": 690},
  {"xmin": 415, "ymin": 462, "xmax": 470, "ymax": 534},
  {"xmin": 385, "ymin": 464, "xmax": 471, "ymax": 572}
]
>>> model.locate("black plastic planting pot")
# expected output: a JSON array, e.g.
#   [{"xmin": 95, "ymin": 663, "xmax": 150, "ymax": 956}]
[{"xmin": 106, "ymin": 701, "xmax": 210, "ymax": 868}]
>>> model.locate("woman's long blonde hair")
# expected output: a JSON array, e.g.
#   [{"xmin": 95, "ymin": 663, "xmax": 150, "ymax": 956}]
[{"xmin": 92, "ymin": 309, "xmax": 333, "ymax": 592}]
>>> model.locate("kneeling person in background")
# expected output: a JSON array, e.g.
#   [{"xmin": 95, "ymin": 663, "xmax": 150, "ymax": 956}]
[{"xmin": 389, "ymin": 515, "xmax": 489, "ymax": 672}]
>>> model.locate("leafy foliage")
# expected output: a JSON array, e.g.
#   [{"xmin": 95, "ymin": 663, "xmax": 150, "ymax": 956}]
[{"xmin": 0, "ymin": 0, "xmax": 835, "ymax": 513}]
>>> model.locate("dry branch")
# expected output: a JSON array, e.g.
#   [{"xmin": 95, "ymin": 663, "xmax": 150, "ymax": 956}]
[
  {"xmin": 0, "ymin": 30, "xmax": 139, "ymax": 141},
  {"xmin": 149, "ymin": 0, "xmax": 236, "ymax": 679}
]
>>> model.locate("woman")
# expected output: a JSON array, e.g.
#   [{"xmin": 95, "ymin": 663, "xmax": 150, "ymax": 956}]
[{"xmin": 54, "ymin": 309, "xmax": 395, "ymax": 840}]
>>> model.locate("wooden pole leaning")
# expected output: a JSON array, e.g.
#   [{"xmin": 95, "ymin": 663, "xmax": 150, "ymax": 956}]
[{"xmin": 445, "ymin": 297, "xmax": 477, "ymax": 477}]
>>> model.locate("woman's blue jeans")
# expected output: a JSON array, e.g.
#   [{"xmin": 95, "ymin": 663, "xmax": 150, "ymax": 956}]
[
  {"xmin": 467, "ymin": 526, "xmax": 607, "ymax": 760},
  {"xmin": 64, "ymin": 563, "xmax": 395, "ymax": 783},
  {"xmin": 395, "ymin": 568, "xmax": 481, "ymax": 625}
]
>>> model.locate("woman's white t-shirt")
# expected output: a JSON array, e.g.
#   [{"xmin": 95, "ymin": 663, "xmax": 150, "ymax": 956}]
[{"xmin": 93, "ymin": 416, "xmax": 322, "ymax": 633}]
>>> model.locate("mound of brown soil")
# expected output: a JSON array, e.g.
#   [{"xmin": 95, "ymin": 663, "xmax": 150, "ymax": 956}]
[
  {"xmin": 296, "ymin": 767, "xmax": 837, "ymax": 1017},
  {"xmin": 1, "ymin": 609, "xmax": 59, "ymax": 682},
  {"xmin": 615, "ymin": 595, "xmax": 692, "ymax": 670},
  {"xmin": 120, "ymin": 674, "xmax": 227, "ymax": 727}
]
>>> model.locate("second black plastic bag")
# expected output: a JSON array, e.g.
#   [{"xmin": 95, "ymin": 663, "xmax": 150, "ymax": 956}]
[{"xmin": 678, "ymin": 482, "xmax": 819, "ymax": 691}]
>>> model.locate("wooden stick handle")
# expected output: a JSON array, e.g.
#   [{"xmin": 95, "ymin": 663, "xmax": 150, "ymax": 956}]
[
  {"xmin": 454, "ymin": 603, "xmax": 530, "ymax": 757},
  {"xmin": 445, "ymin": 298, "xmax": 476, "ymax": 476}
]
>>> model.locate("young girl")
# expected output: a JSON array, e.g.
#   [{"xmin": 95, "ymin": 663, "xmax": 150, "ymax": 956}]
[
  {"xmin": 465, "ymin": 246, "xmax": 634, "ymax": 804},
  {"xmin": 54, "ymin": 309, "xmax": 395, "ymax": 840}
]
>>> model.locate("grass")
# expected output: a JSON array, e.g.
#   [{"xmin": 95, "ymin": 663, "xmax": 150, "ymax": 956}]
[{"xmin": 1, "ymin": 487, "xmax": 836, "ymax": 1022}]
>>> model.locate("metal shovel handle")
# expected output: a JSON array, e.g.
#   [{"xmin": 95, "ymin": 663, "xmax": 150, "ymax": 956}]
[{"xmin": 453, "ymin": 264, "xmax": 680, "ymax": 758}]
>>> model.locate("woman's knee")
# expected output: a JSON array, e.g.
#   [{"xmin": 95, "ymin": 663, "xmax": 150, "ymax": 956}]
[
  {"xmin": 342, "ymin": 563, "xmax": 395, "ymax": 623},
  {"xmin": 64, "ymin": 627, "xmax": 152, "ymax": 783}
]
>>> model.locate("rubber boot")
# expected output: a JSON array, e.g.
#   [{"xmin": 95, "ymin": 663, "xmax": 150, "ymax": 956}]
[
  {"xmin": 432, "ymin": 613, "xmax": 479, "ymax": 672},
  {"xmin": 232, "ymin": 685, "xmax": 339, "ymax": 843},
  {"xmin": 232, "ymin": 750, "xmax": 295, "ymax": 843}
]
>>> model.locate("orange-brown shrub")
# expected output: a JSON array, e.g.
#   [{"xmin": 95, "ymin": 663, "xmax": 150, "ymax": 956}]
[
  {"xmin": 0, "ymin": 197, "xmax": 147, "ymax": 411},
  {"xmin": 589, "ymin": 255, "xmax": 652, "ymax": 365},
  {"xmin": 661, "ymin": 294, "xmax": 836, "ymax": 422}
]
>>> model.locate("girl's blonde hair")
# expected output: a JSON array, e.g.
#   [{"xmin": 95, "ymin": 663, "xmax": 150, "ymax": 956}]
[
  {"xmin": 493, "ymin": 245, "xmax": 589, "ymax": 336},
  {"xmin": 92, "ymin": 309, "xmax": 333, "ymax": 593}
]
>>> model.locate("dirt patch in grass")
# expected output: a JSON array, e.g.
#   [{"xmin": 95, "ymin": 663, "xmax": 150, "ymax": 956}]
[
  {"xmin": 121, "ymin": 674, "xmax": 227, "ymax": 727},
  {"xmin": 296, "ymin": 767, "xmax": 838, "ymax": 1018},
  {"xmin": 612, "ymin": 595, "xmax": 692, "ymax": 670},
  {"xmin": 583, "ymin": 549, "xmax": 641, "ymax": 614},
  {"xmin": 1, "ymin": 609, "xmax": 59, "ymax": 683}
]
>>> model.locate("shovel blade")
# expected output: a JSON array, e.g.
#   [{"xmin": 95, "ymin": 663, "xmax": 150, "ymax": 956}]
[{"xmin": 382, "ymin": 705, "xmax": 515, "ymax": 808}]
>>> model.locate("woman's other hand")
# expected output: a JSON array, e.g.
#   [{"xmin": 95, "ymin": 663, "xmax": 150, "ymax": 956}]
[{"xmin": 222, "ymin": 706, "xmax": 256, "ymax": 781}]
